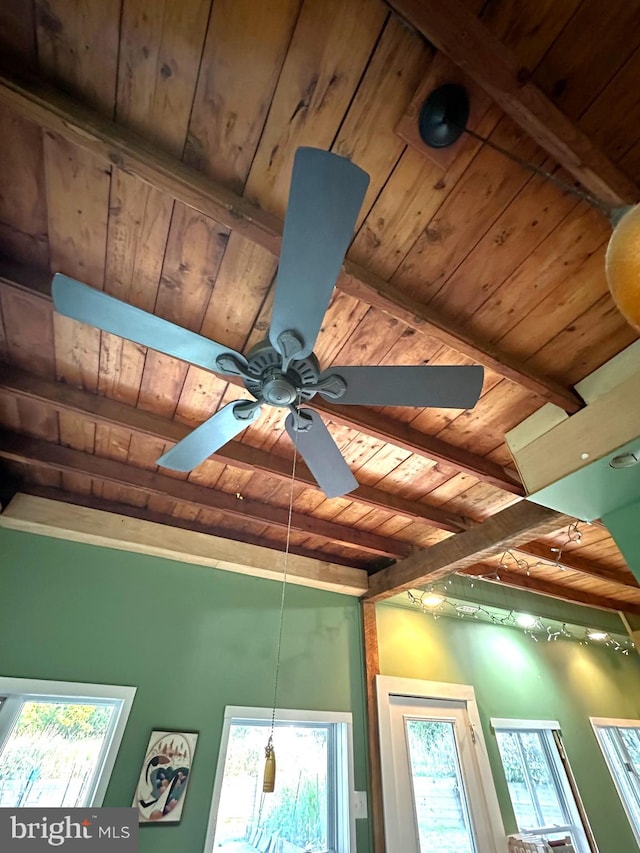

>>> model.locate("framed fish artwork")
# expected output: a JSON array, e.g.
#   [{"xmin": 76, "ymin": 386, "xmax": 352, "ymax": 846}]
[{"xmin": 134, "ymin": 730, "xmax": 198, "ymax": 824}]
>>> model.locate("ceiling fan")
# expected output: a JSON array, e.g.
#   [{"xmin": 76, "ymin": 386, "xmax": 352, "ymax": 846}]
[{"xmin": 52, "ymin": 147, "xmax": 484, "ymax": 498}]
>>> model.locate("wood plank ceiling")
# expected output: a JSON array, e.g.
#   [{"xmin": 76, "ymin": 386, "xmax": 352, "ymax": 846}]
[{"xmin": 0, "ymin": 0, "xmax": 638, "ymax": 611}]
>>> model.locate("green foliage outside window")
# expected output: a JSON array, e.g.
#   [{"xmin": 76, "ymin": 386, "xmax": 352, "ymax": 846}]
[
  {"xmin": 14, "ymin": 703, "xmax": 111, "ymax": 741},
  {"xmin": 0, "ymin": 702, "xmax": 112, "ymax": 789},
  {"xmin": 262, "ymin": 776, "xmax": 323, "ymax": 850},
  {"xmin": 496, "ymin": 731, "xmax": 549, "ymax": 785}
]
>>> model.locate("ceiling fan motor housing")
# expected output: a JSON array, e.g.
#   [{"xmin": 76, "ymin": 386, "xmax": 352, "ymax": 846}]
[{"xmin": 244, "ymin": 340, "xmax": 320, "ymax": 407}]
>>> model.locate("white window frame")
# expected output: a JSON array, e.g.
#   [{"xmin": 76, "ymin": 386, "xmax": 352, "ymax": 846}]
[
  {"xmin": 376, "ymin": 675, "xmax": 506, "ymax": 853},
  {"xmin": 204, "ymin": 706, "xmax": 356, "ymax": 853},
  {"xmin": 491, "ymin": 718, "xmax": 590, "ymax": 853},
  {"xmin": 0, "ymin": 676, "xmax": 136, "ymax": 807},
  {"xmin": 590, "ymin": 716, "xmax": 640, "ymax": 848}
]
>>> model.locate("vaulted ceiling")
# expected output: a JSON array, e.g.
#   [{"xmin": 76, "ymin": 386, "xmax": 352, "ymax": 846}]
[{"xmin": 0, "ymin": 0, "xmax": 639, "ymax": 611}]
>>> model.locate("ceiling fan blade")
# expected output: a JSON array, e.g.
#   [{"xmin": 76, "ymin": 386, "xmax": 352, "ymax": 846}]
[
  {"xmin": 285, "ymin": 408, "xmax": 358, "ymax": 499},
  {"xmin": 52, "ymin": 273, "xmax": 248, "ymax": 374},
  {"xmin": 156, "ymin": 401, "xmax": 261, "ymax": 472},
  {"xmin": 319, "ymin": 365, "xmax": 484, "ymax": 408},
  {"xmin": 269, "ymin": 148, "xmax": 369, "ymax": 360}
]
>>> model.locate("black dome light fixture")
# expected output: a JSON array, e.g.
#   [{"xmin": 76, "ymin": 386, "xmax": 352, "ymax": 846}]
[
  {"xmin": 418, "ymin": 83, "xmax": 612, "ymax": 215},
  {"xmin": 418, "ymin": 83, "xmax": 470, "ymax": 149},
  {"xmin": 417, "ymin": 83, "xmax": 640, "ymax": 332}
]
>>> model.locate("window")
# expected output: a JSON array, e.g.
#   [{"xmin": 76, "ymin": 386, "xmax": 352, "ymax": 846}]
[
  {"xmin": 492, "ymin": 719, "xmax": 590, "ymax": 853},
  {"xmin": 591, "ymin": 717, "xmax": 640, "ymax": 846},
  {"xmin": 205, "ymin": 707, "xmax": 355, "ymax": 853},
  {"xmin": 0, "ymin": 676, "xmax": 135, "ymax": 808}
]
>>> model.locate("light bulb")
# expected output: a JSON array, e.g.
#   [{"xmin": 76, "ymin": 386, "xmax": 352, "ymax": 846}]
[
  {"xmin": 517, "ymin": 613, "xmax": 538, "ymax": 628},
  {"xmin": 587, "ymin": 629, "xmax": 608, "ymax": 642},
  {"xmin": 422, "ymin": 593, "xmax": 444, "ymax": 608},
  {"xmin": 606, "ymin": 204, "xmax": 640, "ymax": 331}
]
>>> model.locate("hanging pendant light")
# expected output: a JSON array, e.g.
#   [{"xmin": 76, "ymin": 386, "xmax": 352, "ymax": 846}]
[
  {"xmin": 418, "ymin": 84, "xmax": 640, "ymax": 332},
  {"xmin": 606, "ymin": 205, "xmax": 640, "ymax": 331}
]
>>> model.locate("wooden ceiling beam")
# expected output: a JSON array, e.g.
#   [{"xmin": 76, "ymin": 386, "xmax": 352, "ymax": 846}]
[
  {"xmin": 0, "ymin": 268, "xmax": 524, "ymax": 494},
  {"xmin": 18, "ymin": 484, "xmax": 373, "ymax": 571},
  {"xmin": 334, "ymin": 267, "xmax": 579, "ymax": 412},
  {"xmin": 0, "ymin": 68, "xmax": 582, "ymax": 413},
  {"xmin": 0, "ymin": 430, "xmax": 412, "ymax": 560},
  {"xmin": 460, "ymin": 565, "xmax": 640, "ymax": 615},
  {"xmin": 4, "ymin": 363, "xmax": 630, "ymax": 591},
  {"xmin": 366, "ymin": 500, "xmax": 574, "ymax": 601},
  {"xmin": 0, "ymin": 364, "xmax": 470, "ymax": 532},
  {"xmin": 0, "ymin": 492, "xmax": 368, "ymax": 596},
  {"xmin": 314, "ymin": 397, "xmax": 522, "ymax": 494},
  {"xmin": 515, "ymin": 542, "xmax": 639, "ymax": 589},
  {"xmin": 387, "ymin": 0, "xmax": 639, "ymax": 208}
]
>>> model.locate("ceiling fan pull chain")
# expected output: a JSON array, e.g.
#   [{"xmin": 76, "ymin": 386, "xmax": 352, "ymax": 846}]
[{"xmin": 262, "ymin": 388, "xmax": 303, "ymax": 797}]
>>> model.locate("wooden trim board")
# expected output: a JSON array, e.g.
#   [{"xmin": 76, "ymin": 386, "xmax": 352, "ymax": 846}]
[
  {"xmin": 0, "ymin": 494, "xmax": 368, "ymax": 596},
  {"xmin": 361, "ymin": 602, "xmax": 386, "ymax": 853},
  {"xmin": 511, "ymin": 372, "xmax": 640, "ymax": 494},
  {"xmin": 505, "ymin": 403, "xmax": 569, "ymax": 458},
  {"xmin": 575, "ymin": 340, "xmax": 640, "ymax": 404}
]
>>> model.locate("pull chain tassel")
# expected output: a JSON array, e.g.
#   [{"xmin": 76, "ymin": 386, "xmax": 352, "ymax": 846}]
[{"xmin": 263, "ymin": 737, "xmax": 276, "ymax": 793}]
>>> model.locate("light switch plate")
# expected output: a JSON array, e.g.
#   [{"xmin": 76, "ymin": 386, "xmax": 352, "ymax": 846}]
[{"xmin": 352, "ymin": 790, "xmax": 368, "ymax": 819}]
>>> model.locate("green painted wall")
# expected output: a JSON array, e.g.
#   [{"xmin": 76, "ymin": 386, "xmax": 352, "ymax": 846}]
[
  {"xmin": 0, "ymin": 528, "xmax": 371, "ymax": 853},
  {"xmin": 529, "ymin": 437, "xmax": 640, "ymax": 524},
  {"xmin": 376, "ymin": 600, "xmax": 640, "ymax": 853},
  {"xmin": 604, "ymin": 498, "xmax": 640, "ymax": 579}
]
